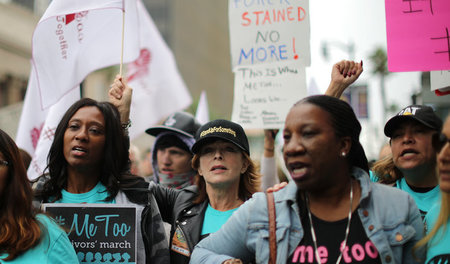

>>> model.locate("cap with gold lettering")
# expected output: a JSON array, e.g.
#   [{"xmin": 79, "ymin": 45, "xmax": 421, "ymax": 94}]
[
  {"xmin": 191, "ymin": 119, "xmax": 250, "ymax": 155},
  {"xmin": 384, "ymin": 105, "xmax": 442, "ymax": 137}
]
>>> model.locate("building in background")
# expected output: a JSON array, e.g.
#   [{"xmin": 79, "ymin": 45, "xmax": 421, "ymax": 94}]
[
  {"xmin": 0, "ymin": 0, "xmax": 234, "ymax": 139},
  {"xmin": 145, "ymin": 0, "xmax": 234, "ymax": 120},
  {"xmin": 0, "ymin": 0, "xmax": 46, "ymax": 137}
]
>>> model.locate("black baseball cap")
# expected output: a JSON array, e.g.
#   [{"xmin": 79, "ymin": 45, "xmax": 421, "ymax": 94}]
[
  {"xmin": 146, "ymin": 112, "xmax": 201, "ymax": 138},
  {"xmin": 384, "ymin": 105, "xmax": 442, "ymax": 137},
  {"xmin": 191, "ymin": 119, "xmax": 250, "ymax": 155}
]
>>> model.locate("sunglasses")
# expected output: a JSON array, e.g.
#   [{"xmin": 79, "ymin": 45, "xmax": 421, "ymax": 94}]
[{"xmin": 436, "ymin": 133, "xmax": 450, "ymax": 152}]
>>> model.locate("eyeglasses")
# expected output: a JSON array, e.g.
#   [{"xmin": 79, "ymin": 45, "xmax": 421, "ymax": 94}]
[{"xmin": 0, "ymin": 160, "xmax": 8, "ymax": 167}]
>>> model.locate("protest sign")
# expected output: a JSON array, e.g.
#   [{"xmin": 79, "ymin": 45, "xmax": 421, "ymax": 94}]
[
  {"xmin": 228, "ymin": 0, "xmax": 310, "ymax": 69},
  {"xmin": 42, "ymin": 204, "xmax": 137, "ymax": 264},
  {"xmin": 385, "ymin": 0, "xmax": 450, "ymax": 72},
  {"xmin": 431, "ymin": 70, "xmax": 450, "ymax": 95},
  {"xmin": 231, "ymin": 61, "xmax": 306, "ymax": 129}
]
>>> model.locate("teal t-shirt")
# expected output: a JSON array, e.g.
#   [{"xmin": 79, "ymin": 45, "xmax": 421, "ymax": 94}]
[
  {"xmin": 369, "ymin": 170, "xmax": 380, "ymax": 183},
  {"xmin": 54, "ymin": 182, "xmax": 115, "ymax": 204},
  {"xmin": 369, "ymin": 170, "xmax": 440, "ymax": 218},
  {"xmin": 201, "ymin": 204, "xmax": 239, "ymax": 235},
  {"xmin": 0, "ymin": 214, "xmax": 78, "ymax": 263},
  {"xmin": 396, "ymin": 177, "xmax": 440, "ymax": 218},
  {"xmin": 425, "ymin": 202, "xmax": 450, "ymax": 263}
]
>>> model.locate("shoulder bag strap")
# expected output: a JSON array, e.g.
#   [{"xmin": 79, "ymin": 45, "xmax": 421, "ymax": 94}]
[{"xmin": 267, "ymin": 192, "xmax": 277, "ymax": 264}]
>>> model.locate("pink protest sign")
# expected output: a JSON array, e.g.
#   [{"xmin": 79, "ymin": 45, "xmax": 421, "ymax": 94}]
[{"xmin": 385, "ymin": 0, "xmax": 450, "ymax": 72}]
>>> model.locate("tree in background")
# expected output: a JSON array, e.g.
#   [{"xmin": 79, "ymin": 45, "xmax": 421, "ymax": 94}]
[{"xmin": 369, "ymin": 47, "xmax": 392, "ymax": 121}]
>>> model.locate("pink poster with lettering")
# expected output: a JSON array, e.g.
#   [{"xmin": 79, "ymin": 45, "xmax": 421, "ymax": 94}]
[{"xmin": 385, "ymin": 0, "xmax": 450, "ymax": 72}]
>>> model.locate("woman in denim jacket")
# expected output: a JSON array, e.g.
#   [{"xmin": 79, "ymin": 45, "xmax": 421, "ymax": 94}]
[{"xmin": 191, "ymin": 95, "xmax": 425, "ymax": 264}]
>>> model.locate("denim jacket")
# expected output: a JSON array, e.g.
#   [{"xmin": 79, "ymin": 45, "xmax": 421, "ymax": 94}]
[{"xmin": 190, "ymin": 167, "xmax": 425, "ymax": 264}]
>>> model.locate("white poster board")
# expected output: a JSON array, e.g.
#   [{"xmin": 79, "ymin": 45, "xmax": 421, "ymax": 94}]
[
  {"xmin": 228, "ymin": 0, "xmax": 310, "ymax": 69},
  {"xmin": 231, "ymin": 61, "xmax": 306, "ymax": 129},
  {"xmin": 431, "ymin": 70, "xmax": 450, "ymax": 91}
]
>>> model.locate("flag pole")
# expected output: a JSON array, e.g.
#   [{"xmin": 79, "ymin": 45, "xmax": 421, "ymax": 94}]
[{"xmin": 119, "ymin": 3, "xmax": 125, "ymax": 76}]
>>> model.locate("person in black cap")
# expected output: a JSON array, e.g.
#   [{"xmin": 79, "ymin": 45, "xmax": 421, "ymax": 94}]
[
  {"xmin": 145, "ymin": 112, "xmax": 201, "ymax": 189},
  {"xmin": 148, "ymin": 119, "xmax": 261, "ymax": 264},
  {"xmin": 372, "ymin": 104, "xmax": 443, "ymax": 218},
  {"xmin": 191, "ymin": 95, "xmax": 424, "ymax": 264}
]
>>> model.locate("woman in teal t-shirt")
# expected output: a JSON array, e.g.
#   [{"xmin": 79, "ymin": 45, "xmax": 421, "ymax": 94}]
[
  {"xmin": 33, "ymin": 83, "xmax": 169, "ymax": 263},
  {"xmin": 0, "ymin": 129, "xmax": 77, "ymax": 263},
  {"xmin": 416, "ymin": 115, "xmax": 450, "ymax": 263}
]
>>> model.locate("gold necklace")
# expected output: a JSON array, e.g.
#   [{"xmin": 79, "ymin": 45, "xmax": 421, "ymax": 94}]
[{"xmin": 306, "ymin": 180, "xmax": 353, "ymax": 264}]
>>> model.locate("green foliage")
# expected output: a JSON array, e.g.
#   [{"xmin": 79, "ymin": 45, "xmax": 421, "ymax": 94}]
[{"xmin": 369, "ymin": 47, "xmax": 390, "ymax": 76}]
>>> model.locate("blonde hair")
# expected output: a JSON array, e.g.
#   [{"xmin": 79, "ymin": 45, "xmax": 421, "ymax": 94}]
[{"xmin": 371, "ymin": 154, "xmax": 403, "ymax": 184}]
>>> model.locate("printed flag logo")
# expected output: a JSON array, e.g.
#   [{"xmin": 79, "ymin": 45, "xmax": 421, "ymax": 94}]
[
  {"xmin": 30, "ymin": 123, "xmax": 44, "ymax": 150},
  {"xmin": 127, "ymin": 48, "xmax": 152, "ymax": 82}
]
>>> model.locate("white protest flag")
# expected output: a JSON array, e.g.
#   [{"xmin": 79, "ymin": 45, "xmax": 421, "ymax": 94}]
[
  {"xmin": 16, "ymin": 66, "xmax": 49, "ymax": 156},
  {"xmin": 126, "ymin": 0, "xmax": 192, "ymax": 139},
  {"xmin": 32, "ymin": 0, "xmax": 140, "ymax": 109},
  {"xmin": 19, "ymin": 0, "xmax": 140, "ymax": 180},
  {"xmin": 195, "ymin": 90, "xmax": 210, "ymax": 125},
  {"xmin": 28, "ymin": 88, "xmax": 80, "ymax": 180}
]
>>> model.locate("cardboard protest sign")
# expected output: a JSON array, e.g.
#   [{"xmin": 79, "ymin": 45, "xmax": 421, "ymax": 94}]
[
  {"xmin": 385, "ymin": 0, "xmax": 450, "ymax": 71},
  {"xmin": 431, "ymin": 70, "xmax": 450, "ymax": 95},
  {"xmin": 42, "ymin": 204, "xmax": 137, "ymax": 264},
  {"xmin": 231, "ymin": 61, "xmax": 306, "ymax": 129},
  {"xmin": 228, "ymin": 0, "xmax": 310, "ymax": 69}
]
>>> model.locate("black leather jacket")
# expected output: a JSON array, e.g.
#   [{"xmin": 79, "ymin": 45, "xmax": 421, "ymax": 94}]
[{"xmin": 149, "ymin": 182, "xmax": 207, "ymax": 264}]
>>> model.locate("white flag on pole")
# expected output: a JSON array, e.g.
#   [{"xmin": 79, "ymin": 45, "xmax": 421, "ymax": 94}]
[
  {"xmin": 126, "ymin": 0, "xmax": 192, "ymax": 139},
  {"xmin": 18, "ymin": 0, "xmax": 140, "ymax": 179},
  {"xmin": 32, "ymin": 0, "xmax": 140, "ymax": 109},
  {"xmin": 16, "ymin": 66, "xmax": 49, "ymax": 156},
  {"xmin": 28, "ymin": 88, "xmax": 80, "ymax": 180},
  {"xmin": 195, "ymin": 90, "xmax": 210, "ymax": 125}
]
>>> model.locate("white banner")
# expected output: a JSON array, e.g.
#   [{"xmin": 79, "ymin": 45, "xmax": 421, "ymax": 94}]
[
  {"xmin": 231, "ymin": 61, "xmax": 306, "ymax": 129},
  {"xmin": 126, "ymin": 0, "xmax": 192, "ymax": 139},
  {"xmin": 228, "ymin": 0, "xmax": 310, "ymax": 69},
  {"xmin": 32, "ymin": 0, "xmax": 140, "ymax": 109}
]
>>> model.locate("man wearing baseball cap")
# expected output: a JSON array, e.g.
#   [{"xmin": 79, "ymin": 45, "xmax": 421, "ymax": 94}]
[
  {"xmin": 145, "ymin": 111, "xmax": 201, "ymax": 189},
  {"xmin": 372, "ymin": 104, "xmax": 443, "ymax": 218}
]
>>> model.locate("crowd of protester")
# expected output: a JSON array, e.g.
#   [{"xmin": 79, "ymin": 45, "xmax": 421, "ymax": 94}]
[{"xmin": 0, "ymin": 60, "xmax": 449, "ymax": 264}]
